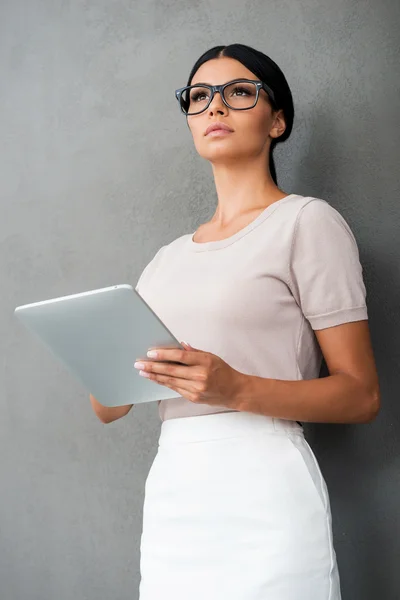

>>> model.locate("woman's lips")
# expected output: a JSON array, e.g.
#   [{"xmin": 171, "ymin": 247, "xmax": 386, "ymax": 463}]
[{"xmin": 206, "ymin": 129, "xmax": 233, "ymax": 137}]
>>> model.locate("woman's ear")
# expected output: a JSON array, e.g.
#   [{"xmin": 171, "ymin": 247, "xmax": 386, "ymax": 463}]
[{"xmin": 270, "ymin": 109, "xmax": 286, "ymax": 140}]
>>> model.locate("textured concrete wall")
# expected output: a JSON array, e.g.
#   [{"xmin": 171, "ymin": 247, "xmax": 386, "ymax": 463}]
[{"xmin": 1, "ymin": 1, "xmax": 399, "ymax": 598}]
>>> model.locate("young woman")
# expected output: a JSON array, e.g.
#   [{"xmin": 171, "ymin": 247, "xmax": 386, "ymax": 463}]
[{"xmin": 134, "ymin": 43, "xmax": 380, "ymax": 600}]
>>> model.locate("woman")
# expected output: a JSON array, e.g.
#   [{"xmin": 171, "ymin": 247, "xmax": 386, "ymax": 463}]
[{"xmin": 134, "ymin": 43, "xmax": 380, "ymax": 600}]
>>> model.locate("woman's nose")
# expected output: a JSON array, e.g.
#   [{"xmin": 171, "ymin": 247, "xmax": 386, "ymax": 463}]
[{"xmin": 207, "ymin": 92, "xmax": 227, "ymax": 115}]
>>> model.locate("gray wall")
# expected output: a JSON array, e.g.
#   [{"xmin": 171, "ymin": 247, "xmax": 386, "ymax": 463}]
[{"xmin": 1, "ymin": 1, "xmax": 399, "ymax": 598}]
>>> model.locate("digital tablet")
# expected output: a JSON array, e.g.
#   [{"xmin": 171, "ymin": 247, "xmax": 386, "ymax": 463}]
[{"xmin": 14, "ymin": 284, "xmax": 184, "ymax": 407}]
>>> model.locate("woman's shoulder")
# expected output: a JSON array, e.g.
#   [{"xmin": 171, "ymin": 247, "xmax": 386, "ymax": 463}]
[{"xmin": 294, "ymin": 195, "xmax": 356, "ymax": 235}]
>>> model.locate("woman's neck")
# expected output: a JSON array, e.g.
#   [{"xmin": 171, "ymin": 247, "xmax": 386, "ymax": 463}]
[{"xmin": 209, "ymin": 159, "xmax": 287, "ymax": 227}]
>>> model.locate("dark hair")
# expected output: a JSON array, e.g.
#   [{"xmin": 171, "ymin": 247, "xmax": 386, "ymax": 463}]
[{"xmin": 185, "ymin": 43, "xmax": 294, "ymax": 186}]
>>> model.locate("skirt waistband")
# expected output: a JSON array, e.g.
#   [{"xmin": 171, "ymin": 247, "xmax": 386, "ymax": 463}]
[{"xmin": 158, "ymin": 410, "xmax": 304, "ymax": 446}]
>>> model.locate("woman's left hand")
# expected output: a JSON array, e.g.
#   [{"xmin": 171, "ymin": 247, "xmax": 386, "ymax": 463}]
[{"xmin": 134, "ymin": 342, "xmax": 245, "ymax": 409}]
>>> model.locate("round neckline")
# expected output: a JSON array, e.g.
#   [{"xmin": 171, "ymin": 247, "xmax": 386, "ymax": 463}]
[{"xmin": 187, "ymin": 193, "xmax": 297, "ymax": 252}]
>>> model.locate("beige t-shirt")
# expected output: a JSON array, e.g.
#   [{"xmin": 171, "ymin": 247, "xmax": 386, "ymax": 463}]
[{"xmin": 135, "ymin": 194, "xmax": 368, "ymax": 422}]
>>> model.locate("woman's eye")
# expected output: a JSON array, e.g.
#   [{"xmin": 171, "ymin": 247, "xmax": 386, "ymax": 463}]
[
  {"xmin": 231, "ymin": 86, "xmax": 250, "ymax": 96},
  {"xmin": 191, "ymin": 92, "xmax": 208, "ymax": 102}
]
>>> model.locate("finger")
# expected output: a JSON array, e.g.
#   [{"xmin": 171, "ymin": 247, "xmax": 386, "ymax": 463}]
[
  {"xmin": 144, "ymin": 347, "xmax": 206, "ymax": 366},
  {"xmin": 181, "ymin": 341, "xmax": 198, "ymax": 351},
  {"xmin": 140, "ymin": 361, "xmax": 192, "ymax": 379},
  {"xmin": 150, "ymin": 373, "xmax": 200, "ymax": 403}
]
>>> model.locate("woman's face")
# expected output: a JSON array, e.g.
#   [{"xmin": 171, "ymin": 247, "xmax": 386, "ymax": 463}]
[{"xmin": 186, "ymin": 57, "xmax": 286, "ymax": 165}]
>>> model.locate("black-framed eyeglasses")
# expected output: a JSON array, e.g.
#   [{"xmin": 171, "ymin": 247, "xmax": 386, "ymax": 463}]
[{"xmin": 175, "ymin": 78, "xmax": 276, "ymax": 116}]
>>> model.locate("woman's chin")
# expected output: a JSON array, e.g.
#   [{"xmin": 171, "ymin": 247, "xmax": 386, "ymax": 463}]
[
  {"xmin": 205, "ymin": 151, "xmax": 246, "ymax": 165},
  {"xmin": 199, "ymin": 145, "xmax": 243, "ymax": 162}
]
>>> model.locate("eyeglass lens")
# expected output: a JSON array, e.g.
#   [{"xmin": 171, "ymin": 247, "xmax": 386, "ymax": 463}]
[{"xmin": 180, "ymin": 81, "xmax": 258, "ymax": 115}]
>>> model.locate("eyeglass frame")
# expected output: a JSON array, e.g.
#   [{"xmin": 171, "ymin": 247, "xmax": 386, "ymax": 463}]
[{"xmin": 174, "ymin": 78, "xmax": 277, "ymax": 116}]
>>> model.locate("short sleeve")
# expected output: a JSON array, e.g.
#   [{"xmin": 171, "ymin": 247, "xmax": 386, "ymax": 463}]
[
  {"xmin": 135, "ymin": 262, "xmax": 151, "ymax": 294},
  {"xmin": 135, "ymin": 244, "xmax": 166, "ymax": 295},
  {"xmin": 288, "ymin": 199, "xmax": 368, "ymax": 330}
]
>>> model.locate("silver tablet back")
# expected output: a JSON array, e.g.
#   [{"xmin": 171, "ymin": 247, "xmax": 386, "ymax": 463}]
[{"xmin": 14, "ymin": 284, "xmax": 183, "ymax": 407}]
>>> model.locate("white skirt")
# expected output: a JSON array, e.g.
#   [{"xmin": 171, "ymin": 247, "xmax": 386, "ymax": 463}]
[{"xmin": 138, "ymin": 411, "xmax": 342, "ymax": 600}]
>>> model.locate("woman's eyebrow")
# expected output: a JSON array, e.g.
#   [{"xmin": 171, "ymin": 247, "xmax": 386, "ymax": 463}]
[{"xmin": 191, "ymin": 79, "xmax": 240, "ymax": 86}]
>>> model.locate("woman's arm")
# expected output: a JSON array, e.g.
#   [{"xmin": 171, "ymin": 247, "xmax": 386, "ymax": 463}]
[
  {"xmin": 235, "ymin": 320, "xmax": 380, "ymax": 424},
  {"xmin": 90, "ymin": 394, "xmax": 133, "ymax": 423}
]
